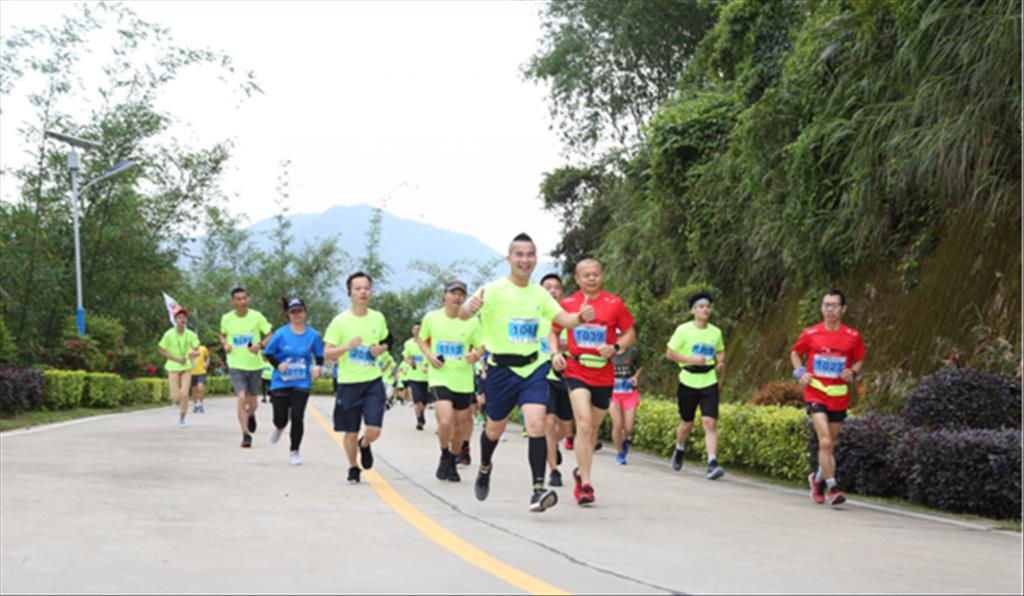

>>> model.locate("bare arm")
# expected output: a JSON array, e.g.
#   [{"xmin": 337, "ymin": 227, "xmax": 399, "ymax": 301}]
[
  {"xmin": 158, "ymin": 348, "xmax": 186, "ymax": 365},
  {"xmin": 550, "ymin": 327, "xmax": 566, "ymax": 371},
  {"xmin": 416, "ymin": 331, "xmax": 442, "ymax": 368}
]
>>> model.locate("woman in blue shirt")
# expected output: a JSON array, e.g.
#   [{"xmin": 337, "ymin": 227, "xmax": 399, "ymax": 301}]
[{"xmin": 264, "ymin": 297, "xmax": 325, "ymax": 465}]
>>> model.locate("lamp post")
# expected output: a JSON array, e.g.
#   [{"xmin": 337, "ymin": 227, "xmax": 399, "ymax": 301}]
[{"xmin": 44, "ymin": 130, "xmax": 137, "ymax": 337}]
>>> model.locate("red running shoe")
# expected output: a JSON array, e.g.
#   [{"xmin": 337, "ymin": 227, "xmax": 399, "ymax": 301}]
[
  {"xmin": 564, "ymin": 435, "xmax": 574, "ymax": 450},
  {"xmin": 577, "ymin": 484, "xmax": 595, "ymax": 506},
  {"xmin": 826, "ymin": 487, "xmax": 846, "ymax": 507},
  {"xmin": 808, "ymin": 473, "xmax": 825, "ymax": 505}
]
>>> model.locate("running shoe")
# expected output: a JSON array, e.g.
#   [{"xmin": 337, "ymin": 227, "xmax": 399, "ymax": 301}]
[
  {"xmin": 549, "ymin": 468, "xmax": 563, "ymax": 487},
  {"xmin": 289, "ymin": 451, "xmax": 302, "ymax": 466},
  {"xmin": 671, "ymin": 448, "xmax": 685, "ymax": 471},
  {"xmin": 447, "ymin": 464, "xmax": 461, "ymax": 483},
  {"xmin": 826, "ymin": 487, "xmax": 846, "ymax": 507},
  {"xmin": 359, "ymin": 436, "xmax": 374, "ymax": 470},
  {"xmin": 474, "ymin": 465, "xmax": 492, "ymax": 501},
  {"xmin": 456, "ymin": 445, "xmax": 471, "ymax": 466},
  {"xmin": 622, "ymin": 438, "xmax": 631, "ymax": 457},
  {"xmin": 808, "ymin": 473, "xmax": 826, "ymax": 505},
  {"xmin": 241, "ymin": 434, "xmax": 252, "ymax": 448},
  {"xmin": 615, "ymin": 452, "xmax": 626, "ymax": 465},
  {"xmin": 178, "ymin": 419, "xmax": 187, "ymax": 428},
  {"xmin": 247, "ymin": 414, "xmax": 257, "ymax": 433},
  {"xmin": 198, "ymin": 404, "xmax": 205, "ymax": 413},
  {"xmin": 416, "ymin": 421, "xmax": 424, "ymax": 431},
  {"xmin": 347, "ymin": 466, "xmax": 361, "ymax": 484},
  {"xmin": 192, "ymin": 405, "xmax": 199, "ymax": 414},
  {"xmin": 572, "ymin": 467, "xmax": 582, "ymax": 501},
  {"xmin": 436, "ymin": 453, "xmax": 452, "ymax": 480},
  {"xmin": 594, "ymin": 441, "xmax": 603, "ymax": 452},
  {"xmin": 270, "ymin": 427, "xmax": 283, "ymax": 444},
  {"xmin": 577, "ymin": 483, "xmax": 595, "ymax": 506},
  {"xmin": 529, "ymin": 488, "xmax": 558, "ymax": 513},
  {"xmin": 261, "ymin": 397, "xmax": 267, "ymax": 403},
  {"xmin": 706, "ymin": 465, "xmax": 725, "ymax": 480},
  {"xmin": 564, "ymin": 435, "xmax": 574, "ymax": 450}
]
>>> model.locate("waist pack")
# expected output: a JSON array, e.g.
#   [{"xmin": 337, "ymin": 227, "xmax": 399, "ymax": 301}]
[{"xmin": 491, "ymin": 352, "xmax": 539, "ymax": 368}]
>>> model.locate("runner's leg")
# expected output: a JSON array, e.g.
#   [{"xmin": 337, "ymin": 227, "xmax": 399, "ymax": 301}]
[{"xmin": 570, "ymin": 388, "xmax": 596, "ymax": 485}]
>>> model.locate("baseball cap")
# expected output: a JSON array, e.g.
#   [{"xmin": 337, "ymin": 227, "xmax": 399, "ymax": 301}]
[
  {"xmin": 286, "ymin": 297, "xmax": 306, "ymax": 311},
  {"xmin": 173, "ymin": 306, "xmax": 189, "ymax": 317},
  {"xmin": 443, "ymin": 279, "xmax": 468, "ymax": 293}
]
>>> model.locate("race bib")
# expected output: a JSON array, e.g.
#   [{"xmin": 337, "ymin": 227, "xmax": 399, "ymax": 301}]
[
  {"xmin": 349, "ymin": 346, "xmax": 375, "ymax": 367},
  {"xmin": 508, "ymin": 318, "xmax": 539, "ymax": 344},
  {"xmin": 691, "ymin": 343, "xmax": 716, "ymax": 358},
  {"xmin": 613, "ymin": 377, "xmax": 634, "ymax": 394},
  {"xmin": 281, "ymin": 358, "xmax": 308, "ymax": 382},
  {"xmin": 435, "ymin": 341, "xmax": 465, "ymax": 360},
  {"xmin": 539, "ymin": 338, "xmax": 550, "ymax": 355},
  {"xmin": 813, "ymin": 355, "xmax": 847, "ymax": 379},
  {"xmin": 573, "ymin": 324, "xmax": 607, "ymax": 349},
  {"xmin": 232, "ymin": 334, "xmax": 253, "ymax": 347},
  {"xmin": 412, "ymin": 354, "xmax": 424, "ymax": 364}
]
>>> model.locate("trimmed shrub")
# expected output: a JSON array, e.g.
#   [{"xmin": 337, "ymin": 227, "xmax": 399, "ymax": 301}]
[
  {"xmin": 83, "ymin": 373, "xmax": 124, "ymax": 408},
  {"xmin": 827, "ymin": 414, "xmax": 907, "ymax": 497},
  {"xmin": 896, "ymin": 427, "xmax": 1022, "ymax": 519},
  {"xmin": 121, "ymin": 379, "xmax": 152, "ymax": 405},
  {"xmin": 749, "ymin": 380, "xmax": 804, "ymax": 408},
  {"xmin": 206, "ymin": 376, "xmax": 233, "ymax": 396},
  {"xmin": 903, "ymin": 367, "xmax": 1021, "ymax": 430},
  {"xmin": 135, "ymin": 378, "xmax": 167, "ymax": 403},
  {"xmin": 312, "ymin": 378, "xmax": 334, "ymax": 395},
  {"xmin": 42, "ymin": 370, "xmax": 87, "ymax": 410},
  {"xmin": 0, "ymin": 368, "xmax": 46, "ymax": 415}
]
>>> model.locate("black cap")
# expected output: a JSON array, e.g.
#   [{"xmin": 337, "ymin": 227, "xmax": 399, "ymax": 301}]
[
  {"xmin": 286, "ymin": 297, "xmax": 306, "ymax": 311},
  {"xmin": 688, "ymin": 291, "xmax": 713, "ymax": 308},
  {"xmin": 443, "ymin": 279, "xmax": 468, "ymax": 293}
]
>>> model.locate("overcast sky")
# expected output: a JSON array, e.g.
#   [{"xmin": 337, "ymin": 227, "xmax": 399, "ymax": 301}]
[{"xmin": 0, "ymin": 1, "xmax": 567, "ymax": 258}]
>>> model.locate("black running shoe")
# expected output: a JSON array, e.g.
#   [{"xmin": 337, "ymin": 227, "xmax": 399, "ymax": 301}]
[
  {"xmin": 248, "ymin": 414, "xmax": 257, "ymax": 433},
  {"xmin": 474, "ymin": 465, "xmax": 492, "ymax": 501},
  {"xmin": 447, "ymin": 463, "xmax": 461, "ymax": 483},
  {"xmin": 436, "ymin": 452, "xmax": 451, "ymax": 480},
  {"xmin": 594, "ymin": 441, "xmax": 603, "ymax": 452},
  {"xmin": 241, "ymin": 434, "xmax": 252, "ymax": 448},
  {"xmin": 529, "ymin": 487, "xmax": 558, "ymax": 513},
  {"xmin": 359, "ymin": 437, "xmax": 374, "ymax": 470},
  {"xmin": 347, "ymin": 466, "xmax": 361, "ymax": 484},
  {"xmin": 671, "ymin": 448, "xmax": 685, "ymax": 471},
  {"xmin": 455, "ymin": 445, "xmax": 471, "ymax": 466},
  {"xmin": 549, "ymin": 468, "xmax": 563, "ymax": 487},
  {"xmin": 416, "ymin": 421, "xmax": 424, "ymax": 431}
]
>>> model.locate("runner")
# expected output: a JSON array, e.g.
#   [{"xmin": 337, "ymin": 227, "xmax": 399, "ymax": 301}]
[
  {"xmin": 539, "ymin": 273, "xmax": 572, "ymax": 487},
  {"xmin": 264, "ymin": 297, "xmax": 325, "ymax": 466},
  {"xmin": 323, "ymin": 272, "xmax": 391, "ymax": 484},
  {"xmin": 610, "ymin": 344, "xmax": 643, "ymax": 465},
  {"xmin": 471, "ymin": 357, "xmax": 487, "ymax": 427},
  {"xmin": 403, "ymin": 326, "xmax": 432, "ymax": 430},
  {"xmin": 189, "ymin": 343, "xmax": 210, "ymax": 414},
  {"xmin": 395, "ymin": 360, "xmax": 412, "ymax": 406},
  {"xmin": 158, "ymin": 307, "xmax": 201, "ymax": 428},
  {"xmin": 376, "ymin": 349, "xmax": 397, "ymax": 409},
  {"xmin": 260, "ymin": 356, "xmax": 272, "ymax": 404},
  {"xmin": 551, "ymin": 258, "xmax": 636, "ymax": 506},
  {"xmin": 219, "ymin": 287, "xmax": 273, "ymax": 448},
  {"xmin": 417, "ymin": 280, "xmax": 484, "ymax": 482},
  {"xmin": 665, "ymin": 291, "xmax": 726, "ymax": 479},
  {"xmin": 791, "ymin": 289, "xmax": 866, "ymax": 507},
  {"xmin": 461, "ymin": 233, "xmax": 595, "ymax": 513}
]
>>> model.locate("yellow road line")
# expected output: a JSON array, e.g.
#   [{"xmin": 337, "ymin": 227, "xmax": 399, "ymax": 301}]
[{"xmin": 308, "ymin": 403, "xmax": 569, "ymax": 596}]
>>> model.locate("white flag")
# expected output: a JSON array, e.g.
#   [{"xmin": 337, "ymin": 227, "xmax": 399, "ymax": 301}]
[{"xmin": 162, "ymin": 292, "xmax": 181, "ymax": 326}]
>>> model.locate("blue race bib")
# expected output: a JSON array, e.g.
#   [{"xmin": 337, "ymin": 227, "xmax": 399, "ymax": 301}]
[
  {"xmin": 436, "ymin": 341, "xmax": 465, "ymax": 360},
  {"xmin": 507, "ymin": 318, "xmax": 539, "ymax": 345},
  {"xmin": 813, "ymin": 355, "xmax": 847, "ymax": 379},
  {"xmin": 613, "ymin": 377, "xmax": 634, "ymax": 394},
  {"xmin": 349, "ymin": 346, "xmax": 375, "ymax": 367},
  {"xmin": 281, "ymin": 358, "xmax": 308, "ymax": 382},
  {"xmin": 232, "ymin": 334, "xmax": 253, "ymax": 347},
  {"xmin": 573, "ymin": 324, "xmax": 607, "ymax": 349}
]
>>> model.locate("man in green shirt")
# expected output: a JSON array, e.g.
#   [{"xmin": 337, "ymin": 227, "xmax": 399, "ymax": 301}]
[
  {"xmin": 665, "ymin": 291, "xmax": 727, "ymax": 480},
  {"xmin": 324, "ymin": 272, "xmax": 391, "ymax": 485},
  {"xmin": 403, "ymin": 326, "xmax": 432, "ymax": 430},
  {"xmin": 417, "ymin": 279, "xmax": 485, "ymax": 482},
  {"xmin": 219, "ymin": 287, "xmax": 273, "ymax": 448},
  {"xmin": 158, "ymin": 307, "xmax": 200, "ymax": 428},
  {"xmin": 461, "ymin": 233, "xmax": 595, "ymax": 513}
]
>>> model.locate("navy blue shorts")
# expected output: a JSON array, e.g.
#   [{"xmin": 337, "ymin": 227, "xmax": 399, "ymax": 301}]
[
  {"xmin": 334, "ymin": 379, "xmax": 386, "ymax": 432},
  {"xmin": 484, "ymin": 362, "xmax": 551, "ymax": 422}
]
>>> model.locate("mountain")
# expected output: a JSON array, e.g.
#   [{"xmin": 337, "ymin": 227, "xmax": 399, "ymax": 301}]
[{"xmin": 242, "ymin": 204, "xmax": 504, "ymax": 291}]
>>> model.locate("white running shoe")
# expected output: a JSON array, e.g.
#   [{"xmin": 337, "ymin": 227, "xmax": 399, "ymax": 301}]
[
  {"xmin": 270, "ymin": 427, "xmax": 283, "ymax": 444},
  {"xmin": 177, "ymin": 419, "xmax": 187, "ymax": 428},
  {"xmin": 289, "ymin": 451, "xmax": 302, "ymax": 466}
]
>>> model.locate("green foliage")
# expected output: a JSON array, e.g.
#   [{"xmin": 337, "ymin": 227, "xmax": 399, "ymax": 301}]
[
  {"xmin": 42, "ymin": 370, "xmax": 87, "ymax": 410},
  {"xmin": 135, "ymin": 378, "xmax": 167, "ymax": 403},
  {"xmin": 0, "ymin": 315, "xmax": 18, "ymax": 366},
  {"xmin": 205, "ymin": 376, "xmax": 233, "ymax": 396},
  {"xmin": 120, "ymin": 379, "xmax": 152, "ymax": 405},
  {"xmin": 312, "ymin": 378, "xmax": 334, "ymax": 395},
  {"xmin": 82, "ymin": 373, "xmax": 123, "ymax": 408}
]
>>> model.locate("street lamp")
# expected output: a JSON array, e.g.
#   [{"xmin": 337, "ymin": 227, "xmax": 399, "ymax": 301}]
[{"xmin": 44, "ymin": 130, "xmax": 137, "ymax": 337}]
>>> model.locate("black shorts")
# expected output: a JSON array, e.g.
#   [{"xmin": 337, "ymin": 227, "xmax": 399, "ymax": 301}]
[
  {"xmin": 546, "ymin": 379, "xmax": 573, "ymax": 421},
  {"xmin": 431, "ymin": 386, "xmax": 473, "ymax": 411},
  {"xmin": 408, "ymin": 380, "xmax": 433, "ymax": 405},
  {"xmin": 190, "ymin": 374, "xmax": 207, "ymax": 387},
  {"xmin": 677, "ymin": 383, "xmax": 719, "ymax": 422},
  {"xmin": 564, "ymin": 377, "xmax": 612, "ymax": 410},
  {"xmin": 806, "ymin": 401, "xmax": 848, "ymax": 423},
  {"xmin": 334, "ymin": 379, "xmax": 387, "ymax": 432}
]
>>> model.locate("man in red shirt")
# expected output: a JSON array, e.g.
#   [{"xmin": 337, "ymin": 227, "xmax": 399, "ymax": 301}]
[
  {"xmin": 551, "ymin": 258, "xmax": 636, "ymax": 506},
  {"xmin": 790, "ymin": 289, "xmax": 866, "ymax": 507}
]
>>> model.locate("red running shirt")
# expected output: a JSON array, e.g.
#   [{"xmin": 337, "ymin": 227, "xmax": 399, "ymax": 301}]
[
  {"xmin": 554, "ymin": 291, "xmax": 635, "ymax": 387},
  {"xmin": 791, "ymin": 322, "xmax": 867, "ymax": 411}
]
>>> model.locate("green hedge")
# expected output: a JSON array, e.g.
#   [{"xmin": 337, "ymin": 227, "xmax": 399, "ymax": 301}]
[
  {"xmin": 82, "ymin": 373, "xmax": 123, "ymax": 408},
  {"xmin": 121, "ymin": 379, "xmax": 152, "ymax": 405},
  {"xmin": 627, "ymin": 398, "xmax": 811, "ymax": 482},
  {"xmin": 312, "ymin": 378, "xmax": 333, "ymax": 395},
  {"xmin": 135, "ymin": 378, "xmax": 168, "ymax": 403},
  {"xmin": 42, "ymin": 370, "xmax": 87, "ymax": 410},
  {"xmin": 204, "ymin": 375, "xmax": 334, "ymax": 396}
]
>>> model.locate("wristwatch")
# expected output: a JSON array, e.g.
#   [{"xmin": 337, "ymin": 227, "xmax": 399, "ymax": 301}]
[{"xmin": 613, "ymin": 343, "xmax": 621, "ymax": 351}]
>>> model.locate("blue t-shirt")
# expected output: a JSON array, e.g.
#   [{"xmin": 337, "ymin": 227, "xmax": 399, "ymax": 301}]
[{"xmin": 264, "ymin": 325, "xmax": 325, "ymax": 391}]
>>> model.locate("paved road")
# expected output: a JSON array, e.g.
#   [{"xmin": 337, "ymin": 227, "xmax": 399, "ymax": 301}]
[{"xmin": 2, "ymin": 396, "xmax": 1021, "ymax": 594}]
